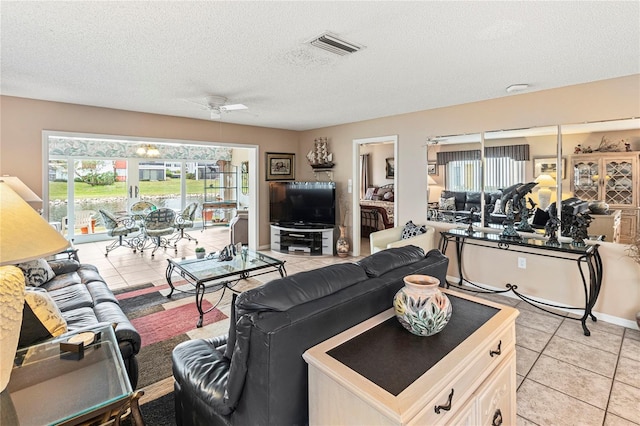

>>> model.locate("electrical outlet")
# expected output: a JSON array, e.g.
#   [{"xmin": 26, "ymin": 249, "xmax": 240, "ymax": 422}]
[{"xmin": 518, "ymin": 257, "xmax": 526, "ymax": 269}]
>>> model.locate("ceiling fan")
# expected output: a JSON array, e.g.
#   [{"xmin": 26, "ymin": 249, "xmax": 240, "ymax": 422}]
[{"xmin": 187, "ymin": 95, "xmax": 248, "ymax": 120}]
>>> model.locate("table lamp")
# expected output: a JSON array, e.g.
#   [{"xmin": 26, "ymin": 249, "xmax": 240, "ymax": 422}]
[
  {"xmin": 534, "ymin": 174, "xmax": 557, "ymax": 211},
  {"xmin": 427, "ymin": 175, "xmax": 439, "ymax": 203},
  {"xmin": 0, "ymin": 180, "xmax": 70, "ymax": 391}
]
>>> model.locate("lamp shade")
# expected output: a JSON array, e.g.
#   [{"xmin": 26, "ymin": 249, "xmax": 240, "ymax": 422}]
[
  {"xmin": 0, "ymin": 182, "xmax": 70, "ymax": 265},
  {"xmin": 427, "ymin": 175, "xmax": 437, "ymax": 186},
  {"xmin": 0, "ymin": 176, "xmax": 42, "ymax": 202},
  {"xmin": 534, "ymin": 174, "xmax": 557, "ymax": 188}
]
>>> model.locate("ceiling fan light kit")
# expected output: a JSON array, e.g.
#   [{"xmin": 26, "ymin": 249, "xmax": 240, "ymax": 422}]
[{"xmin": 204, "ymin": 95, "xmax": 248, "ymax": 120}]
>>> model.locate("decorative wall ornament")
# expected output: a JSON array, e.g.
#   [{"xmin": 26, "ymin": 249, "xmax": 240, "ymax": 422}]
[
  {"xmin": 265, "ymin": 152, "xmax": 295, "ymax": 181},
  {"xmin": 306, "ymin": 137, "xmax": 334, "ymax": 169}
]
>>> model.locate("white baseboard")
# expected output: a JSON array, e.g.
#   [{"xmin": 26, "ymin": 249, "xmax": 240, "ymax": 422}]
[{"xmin": 445, "ymin": 275, "xmax": 639, "ymax": 331}]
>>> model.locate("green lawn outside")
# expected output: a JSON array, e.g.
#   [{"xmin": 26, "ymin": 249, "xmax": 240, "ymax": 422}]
[{"xmin": 49, "ymin": 178, "xmax": 212, "ymax": 200}]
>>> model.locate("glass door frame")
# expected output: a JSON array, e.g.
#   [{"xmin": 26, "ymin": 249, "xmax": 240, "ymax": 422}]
[{"xmin": 42, "ymin": 131, "xmax": 260, "ymax": 250}]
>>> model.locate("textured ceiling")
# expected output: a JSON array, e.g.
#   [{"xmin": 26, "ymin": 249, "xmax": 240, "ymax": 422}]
[{"xmin": 1, "ymin": 1, "xmax": 639, "ymax": 131}]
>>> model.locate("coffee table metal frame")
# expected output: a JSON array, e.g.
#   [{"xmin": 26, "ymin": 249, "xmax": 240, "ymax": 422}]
[{"xmin": 166, "ymin": 250, "xmax": 286, "ymax": 327}]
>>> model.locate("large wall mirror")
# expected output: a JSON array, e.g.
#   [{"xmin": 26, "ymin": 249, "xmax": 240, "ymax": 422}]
[{"xmin": 427, "ymin": 118, "xmax": 640, "ymax": 244}]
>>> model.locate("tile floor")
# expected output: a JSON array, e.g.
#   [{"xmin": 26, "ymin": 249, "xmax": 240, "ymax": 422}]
[{"xmin": 74, "ymin": 228, "xmax": 640, "ymax": 425}]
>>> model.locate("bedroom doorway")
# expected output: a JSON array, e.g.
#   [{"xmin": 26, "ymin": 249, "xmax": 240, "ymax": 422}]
[{"xmin": 352, "ymin": 135, "xmax": 398, "ymax": 256}]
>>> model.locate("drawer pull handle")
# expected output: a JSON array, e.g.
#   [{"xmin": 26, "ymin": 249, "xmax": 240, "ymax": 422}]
[
  {"xmin": 434, "ymin": 388, "xmax": 454, "ymax": 414},
  {"xmin": 490, "ymin": 340, "xmax": 502, "ymax": 357},
  {"xmin": 492, "ymin": 408, "xmax": 503, "ymax": 426}
]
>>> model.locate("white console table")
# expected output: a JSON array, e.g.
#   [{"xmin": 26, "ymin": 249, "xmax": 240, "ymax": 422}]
[
  {"xmin": 303, "ymin": 289, "xmax": 518, "ymax": 425},
  {"xmin": 270, "ymin": 224, "xmax": 335, "ymax": 256}
]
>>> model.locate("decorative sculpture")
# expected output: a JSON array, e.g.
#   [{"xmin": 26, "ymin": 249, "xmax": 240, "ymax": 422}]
[
  {"xmin": 499, "ymin": 182, "xmax": 538, "ymax": 240},
  {"xmin": 570, "ymin": 212, "xmax": 592, "ymax": 247},
  {"xmin": 544, "ymin": 210, "xmax": 560, "ymax": 247}
]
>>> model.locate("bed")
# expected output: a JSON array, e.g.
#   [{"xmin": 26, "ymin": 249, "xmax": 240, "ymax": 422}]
[{"xmin": 360, "ymin": 184, "xmax": 395, "ymax": 236}]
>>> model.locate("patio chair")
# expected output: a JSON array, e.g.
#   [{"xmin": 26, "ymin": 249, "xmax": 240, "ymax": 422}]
[
  {"xmin": 141, "ymin": 208, "xmax": 177, "ymax": 257},
  {"xmin": 130, "ymin": 201, "xmax": 156, "ymax": 222},
  {"xmin": 61, "ymin": 209, "xmax": 97, "ymax": 236},
  {"xmin": 172, "ymin": 202, "xmax": 198, "ymax": 246},
  {"xmin": 98, "ymin": 209, "xmax": 140, "ymax": 256}
]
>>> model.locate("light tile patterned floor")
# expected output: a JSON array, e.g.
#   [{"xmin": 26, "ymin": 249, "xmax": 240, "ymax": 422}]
[{"xmin": 74, "ymin": 228, "xmax": 640, "ymax": 425}]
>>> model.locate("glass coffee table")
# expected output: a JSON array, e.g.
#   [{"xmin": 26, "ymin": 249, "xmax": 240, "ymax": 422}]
[
  {"xmin": 166, "ymin": 250, "xmax": 286, "ymax": 327},
  {"xmin": 4, "ymin": 324, "xmax": 143, "ymax": 425}
]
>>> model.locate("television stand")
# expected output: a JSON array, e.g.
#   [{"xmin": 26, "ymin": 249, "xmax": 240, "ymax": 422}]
[{"xmin": 270, "ymin": 224, "xmax": 335, "ymax": 256}]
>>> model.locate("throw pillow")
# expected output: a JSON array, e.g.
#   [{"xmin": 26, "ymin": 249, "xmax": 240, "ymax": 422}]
[
  {"xmin": 401, "ymin": 220, "xmax": 427, "ymax": 239},
  {"xmin": 383, "ymin": 191, "xmax": 394, "ymax": 201},
  {"xmin": 18, "ymin": 287, "xmax": 68, "ymax": 347},
  {"xmin": 17, "ymin": 258, "xmax": 55, "ymax": 287},
  {"xmin": 439, "ymin": 197, "xmax": 456, "ymax": 211},
  {"xmin": 364, "ymin": 187, "xmax": 376, "ymax": 200}
]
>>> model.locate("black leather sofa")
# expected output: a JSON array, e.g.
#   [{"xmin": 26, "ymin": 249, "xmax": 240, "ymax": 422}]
[
  {"xmin": 30, "ymin": 258, "xmax": 141, "ymax": 388},
  {"xmin": 438, "ymin": 190, "xmax": 504, "ymax": 224},
  {"xmin": 172, "ymin": 246, "xmax": 449, "ymax": 426}
]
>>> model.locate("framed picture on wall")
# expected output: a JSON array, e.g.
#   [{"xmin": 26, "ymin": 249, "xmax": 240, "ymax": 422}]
[
  {"xmin": 427, "ymin": 162, "xmax": 437, "ymax": 175},
  {"xmin": 533, "ymin": 157, "xmax": 566, "ymax": 179},
  {"xmin": 265, "ymin": 152, "xmax": 295, "ymax": 181},
  {"xmin": 385, "ymin": 157, "xmax": 395, "ymax": 179}
]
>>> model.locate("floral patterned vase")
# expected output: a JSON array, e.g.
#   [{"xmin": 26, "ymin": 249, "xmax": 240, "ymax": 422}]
[
  {"xmin": 393, "ymin": 275, "xmax": 452, "ymax": 336},
  {"xmin": 336, "ymin": 225, "xmax": 349, "ymax": 257}
]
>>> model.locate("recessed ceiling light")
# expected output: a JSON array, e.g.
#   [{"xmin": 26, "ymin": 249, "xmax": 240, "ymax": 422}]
[{"xmin": 506, "ymin": 84, "xmax": 530, "ymax": 93}]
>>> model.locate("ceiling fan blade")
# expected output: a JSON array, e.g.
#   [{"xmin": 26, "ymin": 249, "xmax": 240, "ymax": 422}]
[{"xmin": 220, "ymin": 103, "xmax": 248, "ymax": 112}]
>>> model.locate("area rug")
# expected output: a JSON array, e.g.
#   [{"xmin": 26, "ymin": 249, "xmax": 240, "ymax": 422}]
[{"xmin": 116, "ymin": 283, "xmax": 228, "ymax": 388}]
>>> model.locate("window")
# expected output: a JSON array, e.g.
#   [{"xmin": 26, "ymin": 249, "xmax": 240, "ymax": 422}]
[{"xmin": 445, "ymin": 157, "xmax": 525, "ymax": 192}]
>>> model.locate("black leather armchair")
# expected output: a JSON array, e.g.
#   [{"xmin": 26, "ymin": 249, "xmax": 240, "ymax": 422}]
[{"xmin": 172, "ymin": 246, "xmax": 449, "ymax": 426}]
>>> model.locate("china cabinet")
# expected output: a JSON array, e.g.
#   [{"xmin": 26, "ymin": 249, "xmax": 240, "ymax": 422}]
[
  {"xmin": 571, "ymin": 152, "xmax": 639, "ymax": 243},
  {"xmin": 202, "ymin": 162, "xmax": 238, "ymax": 229}
]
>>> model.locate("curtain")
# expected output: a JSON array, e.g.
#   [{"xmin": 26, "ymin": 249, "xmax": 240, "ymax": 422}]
[
  {"xmin": 437, "ymin": 144, "xmax": 530, "ymax": 165},
  {"xmin": 360, "ymin": 154, "xmax": 370, "ymax": 199},
  {"xmin": 437, "ymin": 150, "xmax": 481, "ymax": 166},
  {"xmin": 485, "ymin": 144, "xmax": 530, "ymax": 161}
]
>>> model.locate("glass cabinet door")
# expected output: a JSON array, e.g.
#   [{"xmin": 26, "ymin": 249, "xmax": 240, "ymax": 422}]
[
  {"xmin": 604, "ymin": 158, "xmax": 635, "ymax": 207},
  {"xmin": 573, "ymin": 159, "xmax": 600, "ymax": 201}
]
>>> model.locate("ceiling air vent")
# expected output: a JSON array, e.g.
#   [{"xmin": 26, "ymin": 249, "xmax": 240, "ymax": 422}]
[{"xmin": 308, "ymin": 32, "xmax": 363, "ymax": 56}]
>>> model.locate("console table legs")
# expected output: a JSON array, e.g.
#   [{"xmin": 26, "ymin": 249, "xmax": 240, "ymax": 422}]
[{"xmin": 440, "ymin": 233, "xmax": 603, "ymax": 336}]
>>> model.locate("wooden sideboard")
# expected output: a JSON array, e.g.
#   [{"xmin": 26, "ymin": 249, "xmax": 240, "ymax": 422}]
[
  {"xmin": 589, "ymin": 209, "xmax": 622, "ymax": 243},
  {"xmin": 303, "ymin": 289, "xmax": 519, "ymax": 425}
]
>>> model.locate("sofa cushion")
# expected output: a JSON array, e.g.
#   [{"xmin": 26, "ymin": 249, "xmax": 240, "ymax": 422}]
[
  {"xmin": 48, "ymin": 283, "xmax": 94, "ymax": 312},
  {"xmin": 19, "ymin": 287, "xmax": 68, "ymax": 347},
  {"xmin": 401, "ymin": 221, "xmax": 427, "ymax": 239},
  {"xmin": 40, "ymin": 272, "xmax": 82, "ymax": 292},
  {"xmin": 48, "ymin": 259, "xmax": 80, "ymax": 276},
  {"xmin": 357, "ymin": 245, "xmax": 425, "ymax": 278},
  {"xmin": 17, "ymin": 258, "xmax": 55, "ymax": 287},
  {"xmin": 224, "ymin": 293, "xmax": 238, "ymax": 360},
  {"xmin": 62, "ymin": 306, "xmax": 99, "ymax": 330},
  {"xmin": 464, "ymin": 192, "xmax": 482, "ymax": 210},
  {"xmin": 86, "ymin": 281, "xmax": 119, "ymax": 305},
  {"xmin": 77, "ymin": 264, "xmax": 104, "ymax": 284},
  {"xmin": 237, "ymin": 263, "xmax": 367, "ymax": 315},
  {"xmin": 173, "ymin": 338, "xmax": 233, "ymax": 415}
]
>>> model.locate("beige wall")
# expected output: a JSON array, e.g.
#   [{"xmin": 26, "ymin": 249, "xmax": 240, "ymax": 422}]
[
  {"xmin": 428, "ymin": 221, "xmax": 640, "ymax": 329},
  {"xmin": 2, "ymin": 74, "xmax": 639, "ymax": 325},
  {"xmin": 360, "ymin": 142, "xmax": 394, "ymax": 187},
  {"xmin": 297, "ymin": 74, "xmax": 640, "ymax": 326},
  {"xmin": 0, "ymin": 96, "xmax": 298, "ymax": 247}
]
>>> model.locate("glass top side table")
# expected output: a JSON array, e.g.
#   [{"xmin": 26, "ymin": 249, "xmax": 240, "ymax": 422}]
[{"xmin": 4, "ymin": 324, "xmax": 143, "ymax": 425}]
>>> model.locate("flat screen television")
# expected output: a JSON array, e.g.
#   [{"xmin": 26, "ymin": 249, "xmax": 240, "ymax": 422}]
[{"xmin": 269, "ymin": 181, "xmax": 336, "ymax": 226}]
